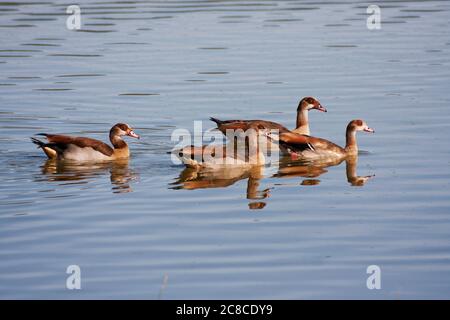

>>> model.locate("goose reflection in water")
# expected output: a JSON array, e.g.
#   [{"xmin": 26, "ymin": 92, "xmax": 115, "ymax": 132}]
[
  {"xmin": 37, "ymin": 159, "xmax": 138, "ymax": 193},
  {"xmin": 345, "ymin": 156, "xmax": 375, "ymax": 186},
  {"xmin": 275, "ymin": 155, "xmax": 374, "ymax": 187},
  {"xmin": 171, "ymin": 154, "xmax": 374, "ymax": 209},
  {"xmin": 171, "ymin": 165, "xmax": 271, "ymax": 209}
]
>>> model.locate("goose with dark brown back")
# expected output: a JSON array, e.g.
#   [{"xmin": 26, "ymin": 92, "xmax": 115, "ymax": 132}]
[
  {"xmin": 210, "ymin": 96, "xmax": 326, "ymax": 136},
  {"xmin": 274, "ymin": 119, "xmax": 374, "ymax": 160},
  {"xmin": 172, "ymin": 124, "xmax": 286, "ymax": 169},
  {"xmin": 31, "ymin": 123, "xmax": 140, "ymax": 162}
]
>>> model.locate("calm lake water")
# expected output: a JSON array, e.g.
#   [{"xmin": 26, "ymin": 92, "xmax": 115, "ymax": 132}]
[{"xmin": 1, "ymin": 0, "xmax": 450, "ymax": 299}]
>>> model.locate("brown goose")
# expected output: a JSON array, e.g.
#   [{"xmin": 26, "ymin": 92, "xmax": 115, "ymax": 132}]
[
  {"xmin": 210, "ymin": 96, "xmax": 326, "ymax": 136},
  {"xmin": 275, "ymin": 119, "xmax": 374, "ymax": 160},
  {"xmin": 31, "ymin": 123, "xmax": 139, "ymax": 162},
  {"xmin": 172, "ymin": 124, "xmax": 278, "ymax": 169}
]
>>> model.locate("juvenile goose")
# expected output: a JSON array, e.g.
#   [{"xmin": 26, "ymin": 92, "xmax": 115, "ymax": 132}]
[
  {"xmin": 275, "ymin": 119, "xmax": 374, "ymax": 160},
  {"xmin": 210, "ymin": 96, "xmax": 326, "ymax": 136},
  {"xmin": 31, "ymin": 123, "xmax": 139, "ymax": 162}
]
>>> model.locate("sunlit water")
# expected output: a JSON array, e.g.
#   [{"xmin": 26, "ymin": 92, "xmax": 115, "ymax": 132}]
[{"xmin": 1, "ymin": 0, "xmax": 450, "ymax": 299}]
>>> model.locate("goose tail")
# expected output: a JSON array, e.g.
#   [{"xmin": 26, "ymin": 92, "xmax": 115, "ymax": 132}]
[
  {"xmin": 209, "ymin": 117, "xmax": 225, "ymax": 126},
  {"xmin": 30, "ymin": 137, "xmax": 46, "ymax": 149}
]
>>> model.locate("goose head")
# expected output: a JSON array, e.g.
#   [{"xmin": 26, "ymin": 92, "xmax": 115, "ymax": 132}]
[
  {"xmin": 348, "ymin": 119, "xmax": 374, "ymax": 134},
  {"xmin": 111, "ymin": 123, "xmax": 140, "ymax": 139},
  {"xmin": 298, "ymin": 96, "xmax": 327, "ymax": 113}
]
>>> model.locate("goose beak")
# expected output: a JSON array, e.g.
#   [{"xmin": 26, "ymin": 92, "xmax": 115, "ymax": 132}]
[
  {"xmin": 128, "ymin": 130, "xmax": 140, "ymax": 139},
  {"xmin": 364, "ymin": 127, "xmax": 375, "ymax": 133},
  {"xmin": 316, "ymin": 104, "xmax": 327, "ymax": 112}
]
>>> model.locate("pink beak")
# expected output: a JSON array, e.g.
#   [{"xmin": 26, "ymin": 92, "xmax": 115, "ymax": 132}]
[
  {"xmin": 128, "ymin": 130, "xmax": 140, "ymax": 139},
  {"xmin": 315, "ymin": 104, "xmax": 327, "ymax": 112},
  {"xmin": 364, "ymin": 127, "xmax": 375, "ymax": 133}
]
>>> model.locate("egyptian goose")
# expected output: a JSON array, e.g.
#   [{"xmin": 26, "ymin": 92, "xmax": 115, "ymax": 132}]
[
  {"xmin": 172, "ymin": 124, "xmax": 275, "ymax": 169},
  {"xmin": 276, "ymin": 119, "xmax": 374, "ymax": 160},
  {"xmin": 210, "ymin": 96, "xmax": 326, "ymax": 136},
  {"xmin": 31, "ymin": 123, "xmax": 140, "ymax": 162}
]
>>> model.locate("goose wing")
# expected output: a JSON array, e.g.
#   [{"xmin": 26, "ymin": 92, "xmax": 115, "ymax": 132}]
[
  {"xmin": 210, "ymin": 118, "xmax": 289, "ymax": 134},
  {"xmin": 278, "ymin": 131, "xmax": 315, "ymax": 152},
  {"xmin": 41, "ymin": 134, "xmax": 114, "ymax": 156}
]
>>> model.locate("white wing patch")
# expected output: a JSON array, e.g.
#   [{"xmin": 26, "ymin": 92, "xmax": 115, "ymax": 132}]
[{"xmin": 63, "ymin": 144, "xmax": 112, "ymax": 162}]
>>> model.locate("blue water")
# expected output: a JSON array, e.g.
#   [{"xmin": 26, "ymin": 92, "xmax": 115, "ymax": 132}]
[{"xmin": 1, "ymin": 0, "xmax": 450, "ymax": 299}]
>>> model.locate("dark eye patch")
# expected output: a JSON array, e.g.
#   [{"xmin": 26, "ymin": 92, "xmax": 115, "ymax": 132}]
[{"xmin": 116, "ymin": 123, "xmax": 129, "ymax": 131}]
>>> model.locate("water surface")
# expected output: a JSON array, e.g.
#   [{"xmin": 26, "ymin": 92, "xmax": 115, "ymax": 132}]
[{"xmin": 1, "ymin": 0, "xmax": 450, "ymax": 299}]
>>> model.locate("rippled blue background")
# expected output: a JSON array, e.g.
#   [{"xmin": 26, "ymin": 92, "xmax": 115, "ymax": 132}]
[{"xmin": 1, "ymin": 0, "xmax": 450, "ymax": 299}]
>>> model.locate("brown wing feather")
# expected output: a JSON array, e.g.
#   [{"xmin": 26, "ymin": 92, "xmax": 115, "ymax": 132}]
[
  {"xmin": 306, "ymin": 136, "xmax": 343, "ymax": 152},
  {"xmin": 279, "ymin": 133, "xmax": 344, "ymax": 155},
  {"xmin": 278, "ymin": 132, "xmax": 318, "ymax": 153},
  {"xmin": 44, "ymin": 134, "xmax": 114, "ymax": 156},
  {"xmin": 216, "ymin": 120, "xmax": 289, "ymax": 134},
  {"xmin": 279, "ymin": 132, "xmax": 310, "ymax": 144}
]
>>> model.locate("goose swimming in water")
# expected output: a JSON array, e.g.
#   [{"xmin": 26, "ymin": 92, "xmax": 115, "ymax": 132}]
[
  {"xmin": 31, "ymin": 123, "xmax": 140, "ymax": 162},
  {"xmin": 275, "ymin": 119, "xmax": 374, "ymax": 160},
  {"xmin": 172, "ymin": 124, "xmax": 289, "ymax": 169},
  {"xmin": 210, "ymin": 96, "xmax": 327, "ymax": 137}
]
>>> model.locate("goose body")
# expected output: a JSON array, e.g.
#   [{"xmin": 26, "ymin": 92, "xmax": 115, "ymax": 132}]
[
  {"xmin": 277, "ymin": 119, "xmax": 374, "ymax": 161},
  {"xmin": 174, "ymin": 143, "xmax": 267, "ymax": 169},
  {"xmin": 210, "ymin": 96, "xmax": 326, "ymax": 137},
  {"xmin": 31, "ymin": 123, "xmax": 139, "ymax": 162},
  {"xmin": 209, "ymin": 118, "xmax": 290, "ymax": 135},
  {"xmin": 173, "ymin": 125, "xmax": 273, "ymax": 169}
]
